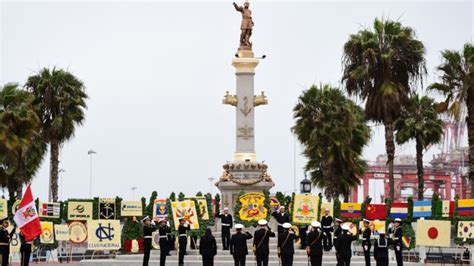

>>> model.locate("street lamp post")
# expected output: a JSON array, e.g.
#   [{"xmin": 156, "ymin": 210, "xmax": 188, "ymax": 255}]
[
  {"xmin": 208, "ymin": 177, "xmax": 215, "ymax": 195},
  {"xmin": 131, "ymin": 186, "xmax": 137, "ymax": 200},
  {"xmin": 88, "ymin": 150, "xmax": 97, "ymax": 198},
  {"xmin": 59, "ymin": 169, "xmax": 66, "ymax": 201},
  {"xmin": 300, "ymin": 172, "xmax": 312, "ymax": 194}
]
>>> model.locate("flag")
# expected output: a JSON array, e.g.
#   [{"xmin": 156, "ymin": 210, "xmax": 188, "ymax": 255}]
[
  {"xmin": 390, "ymin": 202, "xmax": 408, "ymax": 219},
  {"xmin": 441, "ymin": 200, "xmax": 455, "ymax": 218},
  {"xmin": 365, "ymin": 204, "xmax": 386, "ymax": 220},
  {"xmin": 340, "ymin": 203, "xmax": 361, "ymax": 218},
  {"xmin": 413, "ymin": 200, "xmax": 432, "ymax": 218},
  {"xmin": 415, "ymin": 219, "xmax": 451, "ymax": 247},
  {"xmin": 13, "ymin": 185, "xmax": 42, "ymax": 242},
  {"xmin": 457, "ymin": 221, "xmax": 474, "ymax": 239},
  {"xmin": 457, "ymin": 199, "xmax": 474, "ymax": 216},
  {"xmin": 402, "ymin": 235, "xmax": 411, "ymax": 249}
]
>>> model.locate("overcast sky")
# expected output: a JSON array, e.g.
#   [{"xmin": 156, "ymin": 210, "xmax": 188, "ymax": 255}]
[{"xmin": 1, "ymin": 1, "xmax": 473, "ymax": 201}]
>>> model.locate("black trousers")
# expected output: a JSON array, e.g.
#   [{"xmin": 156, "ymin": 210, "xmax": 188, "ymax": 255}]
[
  {"xmin": 202, "ymin": 255, "xmax": 214, "ymax": 266},
  {"xmin": 159, "ymin": 242, "xmax": 168, "ymax": 266},
  {"xmin": 310, "ymin": 254, "xmax": 322, "ymax": 266},
  {"xmin": 340, "ymin": 256, "xmax": 351, "ymax": 266},
  {"xmin": 363, "ymin": 246, "xmax": 371, "ymax": 266},
  {"xmin": 281, "ymin": 254, "xmax": 294, "ymax": 266},
  {"xmin": 179, "ymin": 236, "xmax": 187, "ymax": 265},
  {"xmin": 0, "ymin": 246, "xmax": 9, "ymax": 266},
  {"xmin": 376, "ymin": 258, "xmax": 389, "ymax": 266},
  {"xmin": 20, "ymin": 250, "xmax": 31, "ymax": 266},
  {"xmin": 256, "ymin": 253, "xmax": 269, "ymax": 266},
  {"xmin": 395, "ymin": 247, "xmax": 403, "ymax": 266},
  {"xmin": 222, "ymin": 227, "xmax": 230, "ymax": 250},
  {"xmin": 233, "ymin": 255, "xmax": 246, "ymax": 266},
  {"xmin": 168, "ymin": 235, "xmax": 175, "ymax": 251},
  {"xmin": 143, "ymin": 239, "xmax": 152, "ymax": 266},
  {"xmin": 322, "ymin": 229, "xmax": 332, "ymax": 250},
  {"xmin": 190, "ymin": 235, "xmax": 198, "ymax": 249}
]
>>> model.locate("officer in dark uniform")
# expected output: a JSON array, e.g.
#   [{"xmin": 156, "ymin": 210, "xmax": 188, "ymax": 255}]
[
  {"xmin": 320, "ymin": 208, "xmax": 334, "ymax": 251},
  {"xmin": 278, "ymin": 223, "xmax": 299, "ymax": 266},
  {"xmin": 142, "ymin": 216, "xmax": 157, "ymax": 266},
  {"xmin": 19, "ymin": 232, "xmax": 33, "ymax": 266},
  {"xmin": 374, "ymin": 230, "xmax": 391, "ymax": 266},
  {"xmin": 158, "ymin": 218, "xmax": 171, "ymax": 266},
  {"xmin": 333, "ymin": 218, "xmax": 343, "ymax": 265},
  {"xmin": 0, "ymin": 218, "xmax": 15, "ymax": 266},
  {"xmin": 166, "ymin": 217, "xmax": 175, "ymax": 255},
  {"xmin": 335, "ymin": 224, "xmax": 358, "ymax": 266},
  {"xmin": 253, "ymin": 219, "xmax": 275, "ymax": 266},
  {"xmin": 178, "ymin": 218, "xmax": 190, "ymax": 266},
  {"xmin": 230, "ymin": 223, "xmax": 252, "ymax": 266},
  {"xmin": 272, "ymin": 206, "xmax": 290, "ymax": 240},
  {"xmin": 216, "ymin": 207, "xmax": 233, "ymax": 250},
  {"xmin": 361, "ymin": 219, "xmax": 372, "ymax": 266},
  {"xmin": 392, "ymin": 218, "xmax": 403, "ymax": 266},
  {"xmin": 306, "ymin": 221, "xmax": 323, "ymax": 266}
]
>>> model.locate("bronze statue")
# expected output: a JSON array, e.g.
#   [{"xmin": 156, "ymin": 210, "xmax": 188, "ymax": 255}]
[{"xmin": 233, "ymin": 1, "xmax": 253, "ymax": 49}]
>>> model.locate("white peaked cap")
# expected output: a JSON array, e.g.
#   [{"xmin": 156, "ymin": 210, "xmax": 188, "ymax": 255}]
[
  {"xmin": 394, "ymin": 218, "xmax": 402, "ymax": 222},
  {"xmin": 283, "ymin": 223, "xmax": 291, "ymax": 229},
  {"xmin": 311, "ymin": 221, "xmax": 321, "ymax": 228},
  {"xmin": 235, "ymin": 224, "xmax": 244, "ymax": 229},
  {"xmin": 258, "ymin": 219, "xmax": 267, "ymax": 226},
  {"xmin": 341, "ymin": 224, "xmax": 350, "ymax": 231},
  {"xmin": 223, "ymin": 207, "xmax": 229, "ymax": 211}
]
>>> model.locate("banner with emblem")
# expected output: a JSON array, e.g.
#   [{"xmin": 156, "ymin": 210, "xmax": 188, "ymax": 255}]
[
  {"xmin": 40, "ymin": 221, "xmax": 55, "ymax": 244},
  {"xmin": 38, "ymin": 202, "xmax": 61, "ymax": 218},
  {"xmin": 270, "ymin": 196, "xmax": 280, "ymax": 212},
  {"xmin": 68, "ymin": 201, "xmax": 93, "ymax": 220},
  {"xmin": 121, "ymin": 201, "xmax": 143, "ymax": 217},
  {"xmin": 68, "ymin": 221, "xmax": 88, "ymax": 244},
  {"xmin": 153, "ymin": 199, "xmax": 168, "ymax": 219},
  {"xmin": 171, "ymin": 200, "xmax": 200, "ymax": 230},
  {"xmin": 87, "ymin": 220, "xmax": 121, "ymax": 250},
  {"xmin": 0, "ymin": 199, "xmax": 8, "ymax": 219},
  {"xmin": 457, "ymin": 221, "xmax": 474, "ymax": 239},
  {"xmin": 238, "ymin": 192, "xmax": 268, "ymax": 222},
  {"xmin": 321, "ymin": 202, "xmax": 334, "ymax": 217},
  {"xmin": 99, "ymin": 198, "xmax": 116, "ymax": 220},
  {"xmin": 292, "ymin": 194, "xmax": 319, "ymax": 224},
  {"xmin": 196, "ymin": 197, "xmax": 210, "ymax": 220},
  {"xmin": 54, "ymin": 224, "xmax": 69, "ymax": 241}
]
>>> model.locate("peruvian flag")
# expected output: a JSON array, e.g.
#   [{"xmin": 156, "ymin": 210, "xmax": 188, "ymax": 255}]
[{"xmin": 13, "ymin": 185, "xmax": 42, "ymax": 241}]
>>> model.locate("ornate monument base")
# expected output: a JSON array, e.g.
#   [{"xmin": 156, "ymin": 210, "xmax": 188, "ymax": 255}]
[{"xmin": 215, "ymin": 161, "xmax": 274, "ymax": 210}]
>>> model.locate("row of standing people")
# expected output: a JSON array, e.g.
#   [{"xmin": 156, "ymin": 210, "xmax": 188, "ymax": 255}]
[{"xmin": 0, "ymin": 218, "xmax": 33, "ymax": 266}]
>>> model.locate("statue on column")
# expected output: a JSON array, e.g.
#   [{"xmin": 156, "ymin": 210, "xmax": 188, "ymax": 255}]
[{"xmin": 233, "ymin": 1, "xmax": 254, "ymax": 49}]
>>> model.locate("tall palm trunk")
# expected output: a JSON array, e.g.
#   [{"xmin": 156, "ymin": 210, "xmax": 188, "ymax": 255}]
[
  {"xmin": 50, "ymin": 140, "xmax": 60, "ymax": 202},
  {"xmin": 384, "ymin": 121, "xmax": 395, "ymax": 200},
  {"xmin": 467, "ymin": 94, "xmax": 474, "ymax": 197},
  {"xmin": 415, "ymin": 137, "xmax": 424, "ymax": 200}
]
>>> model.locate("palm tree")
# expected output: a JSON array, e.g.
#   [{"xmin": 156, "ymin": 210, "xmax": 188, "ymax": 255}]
[
  {"xmin": 429, "ymin": 43, "xmax": 474, "ymax": 193},
  {"xmin": 394, "ymin": 94, "xmax": 443, "ymax": 200},
  {"xmin": 0, "ymin": 83, "xmax": 46, "ymax": 198},
  {"xmin": 292, "ymin": 84, "xmax": 370, "ymax": 201},
  {"xmin": 342, "ymin": 18, "xmax": 426, "ymax": 200},
  {"xmin": 25, "ymin": 68, "xmax": 88, "ymax": 202}
]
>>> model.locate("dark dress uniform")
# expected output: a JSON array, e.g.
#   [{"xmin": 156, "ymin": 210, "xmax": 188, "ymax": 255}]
[
  {"xmin": 253, "ymin": 226, "xmax": 275, "ymax": 266},
  {"xmin": 393, "ymin": 226, "xmax": 403, "ymax": 266},
  {"xmin": 374, "ymin": 236, "xmax": 391, "ymax": 266},
  {"xmin": 335, "ymin": 232, "xmax": 358, "ymax": 266},
  {"xmin": 321, "ymin": 215, "xmax": 333, "ymax": 251},
  {"xmin": 361, "ymin": 227, "xmax": 372, "ymax": 266},
  {"xmin": 199, "ymin": 234, "xmax": 217, "ymax": 266},
  {"xmin": 0, "ymin": 225, "xmax": 14, "ymax": 266},
  {"xmin": 278, "ymin": 229, "xmax": 299, "ymax": 266},
  {"xmin": 306, "ymin": 229, "xmax": 323, "ymax": 266},
  {"xmin": 333, "ymin": 225, "xmax": 342, "ymax": 265},
  {"xmin": 272, "ymin": 211, "xmax": 290, "ymax": 239},
  {"xmin": 178, "ymin": 223, "xmax": 190, "ymax": 265},
  {"xmin": 217, "ymin": 213, "xmax": 233, "ymax": 250},
  {"xmin": 19, "ymin": 233, "xmax": 32, "ymax": 266},
  {"xmin": 142, "ymin": 223, "xmax": 157, "ymax": 266},
  {"xmin": 158, "ymin": 224, "xmax": 171, "ymax": 266},
  {"xmin": 230, "ymin": 231, "xmax": 252, "ymax": 266}
]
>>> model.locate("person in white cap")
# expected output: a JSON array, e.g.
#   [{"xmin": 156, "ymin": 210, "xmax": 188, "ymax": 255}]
[
  {"xmin": 230, "ymin": 224, "xmax": 252, "ymax": 265},
  {"xmin": 333, "ymin": 217, "xmax": 343, "ymax": 259},
  {"xmin": 158, "ymin": 218, "xmax": 171, "ymax": 266},
  {"xmin": 278, "ymin": 222, "xmax": 299, "ymax": 266},
  {"xmin": 361, "ymin": 219, "xmax": 372, "ymax": 266},
  {"xmin": 306, "ymin": 221, "xmax": 323, "ymax": 266},
  {"xmin": 253, "ymin": 219, "xmax": 275, "ymax": 266},
  {"xmin": 142, "ymin": 216, "xmax": 157, "ymax": 266},
  {"xmin": 335, "ymin": 223, "xmax": 358, "ymax": 266},
  {"xmin": 178, "ymin": 217, "xmax": 190, "ymax": 266},
  {"xmin": 373, "ymin": 228, "xmax": 390, "ymax": 266},
  {"xmin": 392, "ymin": 218, "xmax": 403, "ymax": 266},
  {"xmin": 216, "ymin": 207, "xmax": 233, "ymax": 250},
  {"xmin": 272, "ymin": 206, "xmax": 290, "ymax": 240},
  {"xmin": 320, "ymin": 207, "xmax": 334, "ymax": 251}
]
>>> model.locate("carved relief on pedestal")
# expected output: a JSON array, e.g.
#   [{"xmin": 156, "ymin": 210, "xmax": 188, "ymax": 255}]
[
  {"xmin": 239, "ymin": 96, "xmax": 252, "ymax": 116},
  {"xmin": 237, "ymin": 125, "xmax": 254, "ymax": 140},
  {"xmin": 216, "ymin": 161, "xmax": 274, "ymax": 186}
]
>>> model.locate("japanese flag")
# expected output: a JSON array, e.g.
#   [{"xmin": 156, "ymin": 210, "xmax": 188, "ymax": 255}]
[
  {"xmin": 415, "ymin": 219, "xmax": 451, "ymax": 247},
  {"xmin": 13, "ymin": 185, "xmax": 42, "ymax": 241}
]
